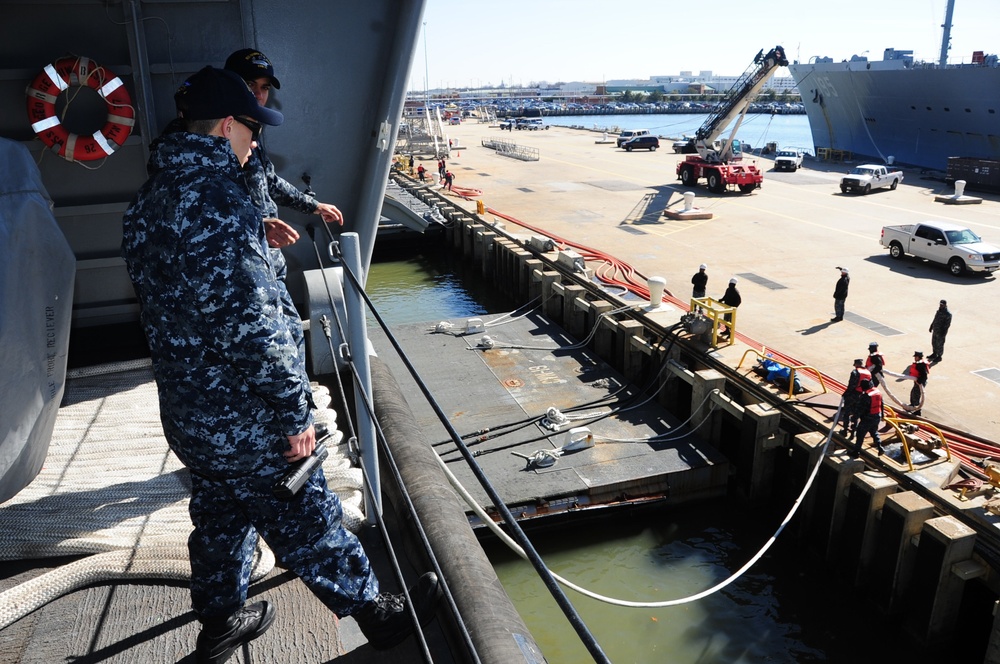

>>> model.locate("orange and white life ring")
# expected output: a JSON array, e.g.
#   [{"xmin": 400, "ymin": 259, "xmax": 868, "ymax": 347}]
[{"xmin": 25, "ymin": 56, "xmax": 135, "ymax": 163}]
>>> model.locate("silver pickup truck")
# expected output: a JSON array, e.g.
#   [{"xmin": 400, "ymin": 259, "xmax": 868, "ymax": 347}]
[
  {"xmin": 841, "ymin": 164, "xmax": 903, "ymax": 194},
  {"xmin": 880, "ymin": 220, "xmax": 1000, "ymax": 275}
]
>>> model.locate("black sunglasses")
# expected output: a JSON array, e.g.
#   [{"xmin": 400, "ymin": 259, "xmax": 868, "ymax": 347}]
[{"xmin": 233, "ymin": 116, "xmax": 262, "ymax": 140}]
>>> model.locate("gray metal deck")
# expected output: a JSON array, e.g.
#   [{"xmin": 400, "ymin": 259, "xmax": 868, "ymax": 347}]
[
  {"xmin": 0, "ymin": 363, "xmax": 450, "ymax": 663},
  {"xmin": 368, "ymin": 311, "xmax": 729, "ymax": 526}
]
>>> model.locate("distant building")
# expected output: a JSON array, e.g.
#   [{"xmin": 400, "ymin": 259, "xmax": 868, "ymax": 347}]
[
  {"xmin": 407, "ymin": 67, "xmax": 799, "ymax": 101},
  {"xmin": 651, "ymin": 71, "xmax": 798, "ymax": 94}
]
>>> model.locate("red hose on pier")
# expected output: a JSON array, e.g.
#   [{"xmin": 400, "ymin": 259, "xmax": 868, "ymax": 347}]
[{"xmin": 481, "ymin": 204, "xmax": 1000, "ymax": 480}]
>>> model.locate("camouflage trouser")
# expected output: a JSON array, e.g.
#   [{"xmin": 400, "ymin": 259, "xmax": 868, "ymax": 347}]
[{"xmin": 188, "ymin": 462, "xmax": 379, "ymax": 622}]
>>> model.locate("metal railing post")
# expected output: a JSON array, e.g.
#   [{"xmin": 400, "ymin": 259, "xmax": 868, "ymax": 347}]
[{"xmin": 340, "ymin": 232, "xmax": 381, "ymax": 523}]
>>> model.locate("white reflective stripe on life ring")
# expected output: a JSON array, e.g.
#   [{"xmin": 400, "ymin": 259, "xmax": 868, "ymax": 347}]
[
  {"xmin": 31, "ymin": 115, "xmax": 61, "ymax": 133},
  {"xmin": 43, "ymin": 63, "xmax": 68, "ymax": 91},
  {"xmin": 108, "ymin": 112, "xmax": 136, "ymax": 127},
  {"xmin": 92, "ymin": 130, "xmax": 116, "ymax": 155},
  {"xmin": 99, "ymin": 76, "xmax": 124, "ymax": 99}
]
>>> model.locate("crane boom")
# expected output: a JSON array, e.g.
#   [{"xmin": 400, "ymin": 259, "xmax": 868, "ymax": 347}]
[{"xmin": 694, "ymin": 45, "xmax": 788, "ymax": 163}]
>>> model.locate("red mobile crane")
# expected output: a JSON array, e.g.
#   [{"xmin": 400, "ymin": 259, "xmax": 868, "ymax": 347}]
[{"xmin": 676, "ymin": 46, "xmax": 788, "ymax": 194}]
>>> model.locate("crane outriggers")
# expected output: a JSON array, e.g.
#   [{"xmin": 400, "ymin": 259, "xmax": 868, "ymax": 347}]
[{"xmin": 676, "ymin": 45, "xmax": 789, "ymax": 193}]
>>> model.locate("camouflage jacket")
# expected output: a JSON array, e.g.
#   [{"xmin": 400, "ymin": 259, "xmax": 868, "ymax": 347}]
[
  {"xmin": 245, "ymin": 137, "xmax": 318, "ymax": 219},
  {"xmin": 121, "ymin": 131, "xmax": 313, "ymax": 478}
]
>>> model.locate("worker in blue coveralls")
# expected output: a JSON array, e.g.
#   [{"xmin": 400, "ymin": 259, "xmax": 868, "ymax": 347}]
[{"xmin": 121, "ymin": 66, "xmax": 439, "ymax": 664}]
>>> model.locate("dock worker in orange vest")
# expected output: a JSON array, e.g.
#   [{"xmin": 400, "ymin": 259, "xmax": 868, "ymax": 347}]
[
  {"xmin": 907, "ymin": 351, "xmax": 931, "ymax": 417},
  {"xmin": 840, "ymin": 359, "xmax": 871, "ymax": 436},
  {"xmin": 865, "ymin": 342, "xmax": 885, "ymax": 387},
  {"xmin": 853, "ymin": 378, "xmax": 884, "ymax": 456}
]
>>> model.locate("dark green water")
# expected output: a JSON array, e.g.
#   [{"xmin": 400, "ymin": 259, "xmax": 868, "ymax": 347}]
[
  {"xmin": 365, "ymin": 250, "xmax": 987, "ymax": 664},
  {"xmin": 365, "ymin": 248, "xmax": 512, "ymax": 327}
]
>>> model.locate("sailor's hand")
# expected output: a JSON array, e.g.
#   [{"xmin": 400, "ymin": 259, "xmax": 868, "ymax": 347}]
[
  {"xmin": 285, "ymin": 425, "xmax": 316, "ymax": 462},
  {"xmin": 264, "ymin": 218, "xmax": 300, "ymax": 248},
  {"xmin": 314, "ymin": 202, "xmax": 344, "ymax": 226}
]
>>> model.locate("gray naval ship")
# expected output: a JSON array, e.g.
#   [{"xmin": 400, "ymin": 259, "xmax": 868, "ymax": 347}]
[{"xmin": 787, "ymin": 0, "xmax": 1000, "ymax": 172}]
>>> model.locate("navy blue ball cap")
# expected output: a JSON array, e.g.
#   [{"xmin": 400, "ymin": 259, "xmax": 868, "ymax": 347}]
[
  {"xmin": 225, "ymin": 48, "xmax": 281, "ymax": 89},
  {"xmin": 175, "ymin": 66, "xmax": 283, "ymax": 126}
]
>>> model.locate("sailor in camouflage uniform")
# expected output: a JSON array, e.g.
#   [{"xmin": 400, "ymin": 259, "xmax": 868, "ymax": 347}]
[
  {"xmin": 224, "ymin": 49, "xmax": 344, "ymax": 329},
  {"xmin": 121, "ymin": 66, "xmax": 438, "ymax": 663},
  {"xmin": 224, "ymin": 48, "xmax": 343, "ymax": 371}
]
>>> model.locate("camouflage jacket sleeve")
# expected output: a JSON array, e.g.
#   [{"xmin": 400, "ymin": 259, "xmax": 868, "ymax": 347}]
[{"xmin": 258, "ymin": 140, "xmax": 318, "ymax": 214}]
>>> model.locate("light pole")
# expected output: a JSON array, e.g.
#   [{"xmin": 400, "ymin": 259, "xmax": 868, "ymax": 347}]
[{"xmin": 422, "ymin": 21, "xmax": 429, "ymax": 106}]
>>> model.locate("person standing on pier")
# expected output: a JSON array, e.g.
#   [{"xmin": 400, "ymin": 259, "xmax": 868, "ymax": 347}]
[
  {"xmin": 691, "ymin": 263, "xmax": 708, "ymax": 299},
  {"xmin": 927, "ymin": 300, "xmax": 952, "ymax": 363},
  {"xmin": 865, "ymin": 342, "xmax": 886, "ymax": 387},
  {"xmin": 831, "ymin": 267, "xmax": 849, "ymax": 322},
  {"xmin": 444, "ymin": 169, "xmax": 454, "ymax": 191},
  {"xmin": 907, "ymin": 351, "xmax": 931, "ymax": 417},
  {"xmin": 417, "ymin": 163, "xmax": 426, "ymax": 181},
  {"xmin": 853, "ymin": 378, "xmax": 884, "ymax": 456},
  {"xmin": 840, "ymin": 359, "xmax": 870, "ymax": 436},
  {"xmin": 718, "ymin": 277, "xmax": 741, "ymax": 339}
]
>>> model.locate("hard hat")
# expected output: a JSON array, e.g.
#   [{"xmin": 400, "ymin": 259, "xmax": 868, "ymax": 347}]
[
  {"xmin": 868, "ymin": 342, "xmax": 878, "ymax": 348},
  {"xmin": 699, "ymin": 263, "xmax": 707, "ymax": 270},
  {"xmin": 729, "ymin": 277, "xmax": 738, "ymax": 284}
]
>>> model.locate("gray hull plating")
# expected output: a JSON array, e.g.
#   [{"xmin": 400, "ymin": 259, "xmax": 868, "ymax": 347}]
[{"xmin": 788, "ymin": 59, "xmax": 1000, "ymax": 171}]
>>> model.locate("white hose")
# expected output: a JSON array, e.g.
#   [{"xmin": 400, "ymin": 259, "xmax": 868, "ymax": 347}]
[
  {"xmin": 435, "ymin": 389, "xmax": 829, "ymax": 608},
  {"xmin": 0, "ymin": 363, "xmax": 364, "ymax": 629}
]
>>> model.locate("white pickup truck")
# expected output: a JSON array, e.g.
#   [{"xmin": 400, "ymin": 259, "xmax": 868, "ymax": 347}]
[
  {"xmin": 840, "ymin": 164, "xmax": 903, "ymax": 194},
  {"xmin": 880, "ymin": 220, "xmax": 1000, "ymax": 275},
  {"xmin": 773, "ymin": 149, "xmax": 803, "ymax": 171}
]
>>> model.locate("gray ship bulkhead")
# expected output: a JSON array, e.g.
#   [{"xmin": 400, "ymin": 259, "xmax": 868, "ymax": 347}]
[{"xmin": 1, "ymin": 0, "xmax": 422, "ymax": 330}]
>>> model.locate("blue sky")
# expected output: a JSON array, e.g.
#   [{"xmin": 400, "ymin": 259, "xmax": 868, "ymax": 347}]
[{"xmin": 408, "ymin": 0, "xmax": 1000, "ymax": 91}]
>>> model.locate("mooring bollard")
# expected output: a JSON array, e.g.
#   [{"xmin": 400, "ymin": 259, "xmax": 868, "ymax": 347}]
[
  {"xmin": 955, "ymin": 179, "xmax": 967, "ymax": 197},
  {"xmin": 683, "ymin": 191, "xmax": 696, "ymax": 211},
  {"xmin": 647, "ymin": 276, "xmax": 666, "ymax": 308}
]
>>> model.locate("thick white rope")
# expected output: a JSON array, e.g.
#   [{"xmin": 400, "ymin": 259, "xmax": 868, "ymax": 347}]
[
  {"xmin": 437, "ymin": 391, "xmax": 835, "ymax": 608},
  {"xmin": 0, "ymin": 362, "xmax": 364, "ymax": 629}
]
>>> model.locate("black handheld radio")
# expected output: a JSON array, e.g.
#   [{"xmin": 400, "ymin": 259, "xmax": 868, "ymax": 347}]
[{"xmin": 273, "ymin": 424, "xmax": 331, "ymax": 500}]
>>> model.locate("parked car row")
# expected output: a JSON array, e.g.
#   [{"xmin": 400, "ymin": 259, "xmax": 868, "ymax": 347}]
[{"xmin": 497, "ymin": 117, "xmax": 548, "ymax": 130}]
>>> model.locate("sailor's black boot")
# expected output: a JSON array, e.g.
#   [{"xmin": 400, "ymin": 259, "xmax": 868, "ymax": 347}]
[
  {"xmin": 195, "ymin": 600, "xmax": 276, "ymax": 664},
  {"xmin": 355, "ymin": 571, "xmax": 442, "ymax": 650}
]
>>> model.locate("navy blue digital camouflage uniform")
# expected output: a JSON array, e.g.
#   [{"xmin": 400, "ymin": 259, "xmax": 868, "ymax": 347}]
[
  {"xmin": 244, "ymin": 136, "xmax": 318, "ymax": 380},
  {"xmin": 121, "ymin": 130, "xmax": 378, "ymax": 622},
  {"xmin": 244, "ymin": 138, "xmax": 318, "ymax": 289}
]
